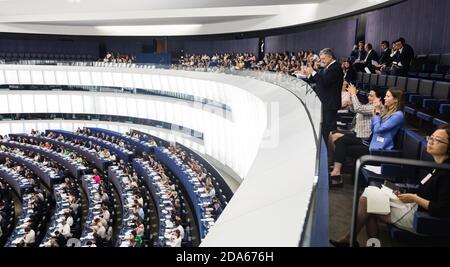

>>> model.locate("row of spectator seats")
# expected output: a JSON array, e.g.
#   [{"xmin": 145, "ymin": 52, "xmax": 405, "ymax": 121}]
[
  {"xmin": 408, "ymin": 53, "xmax": 450, "ymax": 81},
  {"xmin": 0, "ymin": 52, "xmax": 95, "ymax": 61},
  {"xmin": 355, "ymin": 72, "xmax": 450, "ymax": 129}
]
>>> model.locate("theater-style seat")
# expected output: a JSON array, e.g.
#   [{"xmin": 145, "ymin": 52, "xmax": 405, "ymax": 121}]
[
  {"xmin": 407, "ymin": 80, "xmax": 434, "ymax": 118},
  {"xmin": 404, "ymin": 78, "xmax": 420, "ymax": 116},
  {"xmin": 377, "ymin": 74, "xmax": 387, "ymax": 88},
  {"xmin": 356, "ymin": 72, "xmax": 364, "ymax": 85},
  {"xmin": 427, "ymin": 54, "xmax": 441, "ymax": 64},
  {"xmin": 369, "ymin": 74, "xmax": 378, "ymax": 89},
  {"xmin": 368, "ymin": 128, "xmax": 404, "ymax": 160},
  {"xmin": 389, "ymin": 211, "xmax": 450, "ymax": 244},
  {"xmin": 386, "ymin": 75, "xmax": 397, "ymax": 88},
  {"xmin": 417, "ymin": 82, "xmax": 450, "ymax": 122},
  {"xmin": 364, "ymin": 129, "xmax": 422, "ymax": 184},
  {"xmin": 358, "ymin": 73, "xmax": 371, "ymax": 90}
]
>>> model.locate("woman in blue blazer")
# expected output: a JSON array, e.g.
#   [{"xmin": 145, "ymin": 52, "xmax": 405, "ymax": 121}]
[{"xmin": 329, "ymin": 87, "xmax": 404, "ymax": 187}]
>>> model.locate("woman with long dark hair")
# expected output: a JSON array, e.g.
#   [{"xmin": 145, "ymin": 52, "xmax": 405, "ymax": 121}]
[{"xmin": 329, "ymin": 87, "xmax": 405, "ymax": 187}]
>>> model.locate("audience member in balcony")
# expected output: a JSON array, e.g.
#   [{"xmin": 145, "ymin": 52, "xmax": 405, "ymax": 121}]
[
  {"xmin": 350, "ymin": 41, "xmax": 367, "ymax": 63},
  {"xmin": 331, "ymin": 126, "xmax": 450, "ymax": 246},
  {"xmin": 328, "ymin": 87, "xmax": 404, "ymax": 187},
  {"xmin": 353, "ymin": 43, "xmax": 379, "ymax": 73},
  {"xmin": 342, "ymin": 60, "xmax": 356, "ymax": 84},
  {"xmin": 304, "ymin": 48, "xmax": 343, "ymax": 143},
  {"xmin": 387, "ymin": 38, "xmax": 414, "ymax": 75},
  {"xmin": 378, "ymin": 40, "xmax": 391, "ymax": 66},
  {"xmin": 340, "ymin": 81, "xmax": 352, "ymax": 111},
  {"xmin": 329, "ymin": 85, "xmax": 383, "ymax": 183},
  {"xmin": 376, "ymin": 41, "xmax": 394, "ymax": 74}
]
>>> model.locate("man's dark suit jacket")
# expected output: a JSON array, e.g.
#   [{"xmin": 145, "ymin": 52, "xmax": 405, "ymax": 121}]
[
  {"xmin": 396, "ymin": 44, "xmax": 414, "ymax": 70},
  {"xmin": 379, "ymin": 48, "xmax": 392, "ymax": 65},
  {"xmin": 305, "ymin": 62, "xmax": 343, "ymax": 111},
  {"xmin": 364, "ymin": 50, "xmax": 379, "ymax": 64}
]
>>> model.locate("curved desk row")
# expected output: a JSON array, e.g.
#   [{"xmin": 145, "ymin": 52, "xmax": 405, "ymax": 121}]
[
  {"xmin": 10, "ymin": 133, "xmax": 111, "ymax": 171},
  {"xmin": 155, "ymin": 146, "xmax": 214, "ymax": 240},
  {"xmin": 0, "ymin": 140, "xmax": 86, "ymax": 179},
  {"xmin": 46, "ymin": 129, "xmax": 134, "ymax": 162},
  {"xmin": 133, "ymin": 158, "xmax": 176, "ymax": 247},
  {"xmin": 86, "ymin": 127, "xmax": 156, "ymax": 155},
  {"xmin": 0, "ymin": 163, "xmax": 32, "ymax": 197}
]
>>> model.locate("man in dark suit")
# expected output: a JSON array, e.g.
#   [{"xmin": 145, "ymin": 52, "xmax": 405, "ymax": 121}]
[
  {"xmin": 353, "ymin": 43, "xmax": 379, "ymax": 73},
  {"xmin": 350, "ymin": 41, "xmax": 366, "ymax": 63},
  {"xmin": 388, "ymin": 38, "xmax": 414, "ymax": 75},
  {"xmin": 305, "ymin": 48, "xmax": 343, "ymax": 143},
  {"xmin": 378, "ymin": 40, "xmax": 391, "ymax": 65}
]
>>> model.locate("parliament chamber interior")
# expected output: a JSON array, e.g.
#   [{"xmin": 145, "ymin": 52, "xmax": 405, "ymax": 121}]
[{"xmin": 0, "ymin": 0, "xmax": 449, "ymax": 249}]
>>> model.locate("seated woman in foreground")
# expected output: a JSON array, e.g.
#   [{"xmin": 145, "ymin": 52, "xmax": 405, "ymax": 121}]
[
  {"xmin": 330, "ymin": 126, "xmax": 450, "ymax": 246},
  {"xmin": 329, "ymin": 87, "xmax": 404, "ymax": 187}
]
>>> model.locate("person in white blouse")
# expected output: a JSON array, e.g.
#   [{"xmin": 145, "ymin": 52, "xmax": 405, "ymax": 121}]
[
  {"xmin": 174, "ymin": 221, "xmax": 185, "ymax": 240},
  {"xmin": 23, "ymin": 226, "xmax": 36, "ymax": 246},
  {"xmin": 170, "ymin": 229, "xmax": 182, "ymax": 247},
  {"xmin": 64, "ymin": 211, "xmax": 73, "ymax": 227},
  {"xmin": 60, "ymin": 219, "xmax": 72, "ymax": 238},
  {"xmin": 101, "ymin": 206, "xmax": 110, "ymax": 222},
  {"xmin": 206, "ymin": 185, "xmax": 216, "ymax": 199}
]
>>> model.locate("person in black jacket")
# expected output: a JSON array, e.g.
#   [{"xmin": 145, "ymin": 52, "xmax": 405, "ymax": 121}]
[
  {"xmin": 353, "ymin": 43, "xmax": 379, "ymax": 73},
  {"xmin": 388, "ymin": 38, "xmax": 414, "ymax": 75},
  {"xmin": 342, "ymin": 60, "xmax": 357, "ymax": 84},
  {"xmin": 305, "ymin": 48, "xmax": 343, "ymax": 143},
  {"xmin": 350, "ymin": 41, "xmax": 367, "ymax": 63},
  {"xmin": 330, "ymin": 125, "xmax": 450, "ymax": 247},
  {"xmin": 374, "ymin": 40, "xmax": 391, "ymax": 73},
  {"xmin": 378, "ymin": 41, "xmax": 391, "ymax": 65}
]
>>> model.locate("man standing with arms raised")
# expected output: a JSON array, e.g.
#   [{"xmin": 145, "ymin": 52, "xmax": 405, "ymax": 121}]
[{"xmin": 305, "ymin": 48, "xmax": 343, "ymax": 145}]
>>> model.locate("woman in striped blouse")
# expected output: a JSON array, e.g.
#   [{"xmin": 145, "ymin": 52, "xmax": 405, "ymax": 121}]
[{"xmin": 328, "ymin": 84, "xmax": 386, "ymax": 187}]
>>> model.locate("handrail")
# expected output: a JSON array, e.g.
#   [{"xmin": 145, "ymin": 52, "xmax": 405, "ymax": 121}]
[{"xmin": 351, "ymin": 155, "xmax": 450, "ymax": 247}]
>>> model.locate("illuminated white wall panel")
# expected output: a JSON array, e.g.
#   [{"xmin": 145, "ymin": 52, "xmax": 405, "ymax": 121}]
[
  {"xmin": 0, "ymin": 88, "xmax": 263, "ymax": 179},
  {"xmin": 0, "ymin": 65, "xmax": 275, "ymax": 180},
  {"xmin": 0, "ymin": 70, "xmax": 5, "ymax": 84},
  {"xmin": 31, "ymin": 70, "xmax": 44, "ymax": 84}
]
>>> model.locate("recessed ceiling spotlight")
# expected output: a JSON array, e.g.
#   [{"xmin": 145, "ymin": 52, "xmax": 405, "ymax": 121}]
[{"xmin": 67, "ymin": 0, "xmax": 81, "ymax": 3}]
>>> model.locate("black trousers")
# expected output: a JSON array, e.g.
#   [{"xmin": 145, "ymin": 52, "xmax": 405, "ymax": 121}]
[
  {"xmin": 334, "ymin": 134, "xmax": 369, "ymax": 164},
  {"xmin": 322, "ymin": 109, "xmax": 338, "ymax": 144}
]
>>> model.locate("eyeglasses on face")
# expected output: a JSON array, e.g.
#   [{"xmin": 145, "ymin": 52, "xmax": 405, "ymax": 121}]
[{"xmin": 426, "ymin": 136, "xmax": 449, "ymax": 145}]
